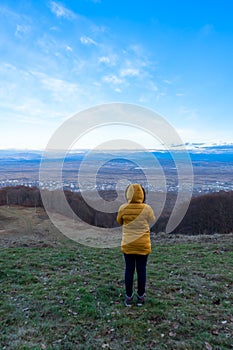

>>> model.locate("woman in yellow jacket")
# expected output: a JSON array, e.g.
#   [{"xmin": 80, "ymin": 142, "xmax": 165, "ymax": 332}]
[{"xmin": 117, "ymin": 183, "xmax": 155, "ymax": 306}]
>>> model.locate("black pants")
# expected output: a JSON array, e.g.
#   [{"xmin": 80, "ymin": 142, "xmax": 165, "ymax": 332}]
[{"xmin": 124, "ymin": 254, "xmax": 148, "ymax": 297}]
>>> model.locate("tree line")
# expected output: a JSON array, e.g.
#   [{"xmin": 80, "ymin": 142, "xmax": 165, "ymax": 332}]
[
  {"xmin": 0, "ymin": 186, "xmax": 232, "ymax": 235},
  {"xmin": 172, "ymin": 191, "xmax": 233, "ymax": 235}
]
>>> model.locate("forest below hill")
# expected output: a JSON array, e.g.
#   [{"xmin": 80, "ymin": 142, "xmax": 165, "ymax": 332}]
[{"xmin": 0, "ymin": 186, "xmax": 232, "ymax": 235}]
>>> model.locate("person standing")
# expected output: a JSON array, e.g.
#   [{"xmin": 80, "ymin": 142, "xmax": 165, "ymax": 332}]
[{"xmin": 117, "ymin": 183, "xmax": 155, "ymax": 306}]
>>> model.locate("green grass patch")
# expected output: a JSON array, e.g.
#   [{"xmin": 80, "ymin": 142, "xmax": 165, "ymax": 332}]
[{"xmin": 0, "ymin": 239, "xmax": 233, "ymax": 349}]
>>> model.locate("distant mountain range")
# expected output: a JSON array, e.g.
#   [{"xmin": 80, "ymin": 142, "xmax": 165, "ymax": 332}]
[
  {"xmin": 0, "ymin": 142, "xmax": 233, "ymax": 162},
  {"xmin": 183, "ymin": 142, "xmax": 233, "ymax": 153},
  {"xmin": 0, "ymin": 150, "xmax": 42, "ymax": 160}
]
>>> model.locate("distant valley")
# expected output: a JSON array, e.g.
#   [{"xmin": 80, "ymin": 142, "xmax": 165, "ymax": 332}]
[{"xmin": 0, "ymin": 144, "xmax": 233, "ymax": 195}]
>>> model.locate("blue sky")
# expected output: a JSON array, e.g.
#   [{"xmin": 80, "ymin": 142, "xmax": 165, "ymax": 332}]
[{"xmin": 0, "ymin": 0, "xmax": 233, "ymax": 149}]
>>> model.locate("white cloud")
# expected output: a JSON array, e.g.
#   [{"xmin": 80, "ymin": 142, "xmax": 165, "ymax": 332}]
[
  {"xmin": 11, "ymin": 98, "xmax": 65, "ymax": 121},
  {"xmin": 0, "ymin": 62, "xmax": 17, "ymax": 71},
  {"xmin": 0, "ymin": 6, "xmax": 20, "ymax": 20},
  {"xmin": 114, "ymin": 87, "xmax": 122, "ymax": 93},
  {"xmin": 27, "ymin": 71, "xmax": 104, "ymax": 113},
  {"xmin": 90, "ymin": 24, "xmax": 107, "ymax": 33},
  {"xmin": 128, "ymin": 44, "xmax": 144, "ymax": 55},
  {"xmin": 150, "ymin": 83, "xmax": 158, "ymax": 92},
  {"xmin": 163, "ymin": 79, "xmax": 173, "ymax": 85},
  {"xmin": 102, "ymin": 74, "xmax": 124, "ymax": 85},
  {"xmin": 0, "ymin": 64, "xmax": 81, "ymax": 117},
  {"xmin": 49, "ymin": 1, "xmax": 76, "ymax": 19},
  {"xmin": 65, "ymin": 45, "xmax": 73, "ymax": 52},
  {"xmin": 31, "ymin": 71, "xmax": 79, "ymax": 101},
  {"xmin": 0, "ymin": 6, "xmax": 32, "ymax": 39},
  {"xmin": 80, "ymin": 36, "xmax": 97, "ymax": 46},
  {"xmin": 120, "ymin": 68, "xmax": 140, "ymax": 77},
  {"xmin": 98, "ymin": 56, "xmax": 111, "ymax": 64},
  {"xmin": 98, "ymin": 55, "xmax": 118, "ymax": 66},
  {"xmin": 15, "ymin": 24, "xmax": 31, "ymax": 38}
]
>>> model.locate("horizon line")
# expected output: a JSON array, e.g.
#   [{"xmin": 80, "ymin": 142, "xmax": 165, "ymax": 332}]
[{"xmin": 0, "ymin": 142, "xmax": 233, "ymax": 154}]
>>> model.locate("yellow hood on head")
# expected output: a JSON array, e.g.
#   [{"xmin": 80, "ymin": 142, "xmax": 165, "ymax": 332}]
[{"xmin": 125, "ymin": 184, "xmax": 145, "ymax": 203}]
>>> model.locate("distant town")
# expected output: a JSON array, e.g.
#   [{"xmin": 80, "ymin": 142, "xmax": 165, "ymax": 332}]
[{"xmin": 1, "ymin": 176, "xmax": 233, "ymax": 195}]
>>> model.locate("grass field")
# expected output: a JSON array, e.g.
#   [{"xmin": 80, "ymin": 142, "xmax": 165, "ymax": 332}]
[
  {"xmin": 1, "ymin": 235, "xmax": 233, "ymax": 349},
  {"xmin": 0, "ymin": 206, "xmax": 233, "ymax": 349}
]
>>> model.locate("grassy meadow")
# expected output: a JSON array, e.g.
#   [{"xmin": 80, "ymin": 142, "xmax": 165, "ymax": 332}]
[{"xmin": 0, "ymin": 235, "xmax": 233, "ymax": 349}]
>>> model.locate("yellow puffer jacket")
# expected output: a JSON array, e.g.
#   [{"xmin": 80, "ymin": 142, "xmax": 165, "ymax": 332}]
[{"xmin": 117, "ymin": 184, "xmax": 155, "ymax": 255}]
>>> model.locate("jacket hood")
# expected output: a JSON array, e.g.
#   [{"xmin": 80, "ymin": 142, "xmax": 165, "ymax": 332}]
[{"xmin": 125, "ymin": 184, "xmax": 145, "ymax": 203}]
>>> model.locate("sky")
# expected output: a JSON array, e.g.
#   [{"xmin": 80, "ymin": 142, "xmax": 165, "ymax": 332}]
[{"xmin": 0, "ymin": 0, "xmax": 233, "ymax": 150}]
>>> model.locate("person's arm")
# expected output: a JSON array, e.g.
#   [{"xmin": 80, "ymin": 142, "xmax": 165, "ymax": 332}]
[
  {"xmin": 116, "ymin": 207, "xmax": 123, "ymax": 226},
  {"xmin": 147, "ymin": 206, "xmax": 156, "ymax": 225}
]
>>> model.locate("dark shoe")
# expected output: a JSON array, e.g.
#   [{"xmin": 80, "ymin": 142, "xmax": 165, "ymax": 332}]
[
  {"xmin": 137, "ymin": 294, "xmax": 145, "ymax": 306},
  {"xmin": 124, "ymin": 294, "xmax": 133, "ymax": 307}
]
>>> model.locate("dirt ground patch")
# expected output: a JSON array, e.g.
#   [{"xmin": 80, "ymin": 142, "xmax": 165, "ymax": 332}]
[
  {"xmin": 0, "ymin": 206, "xmax": 65, "ymax": 248},
  {"xmin": 0, "ymin": 205, "xmax": 233, "ymax": 248}
]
